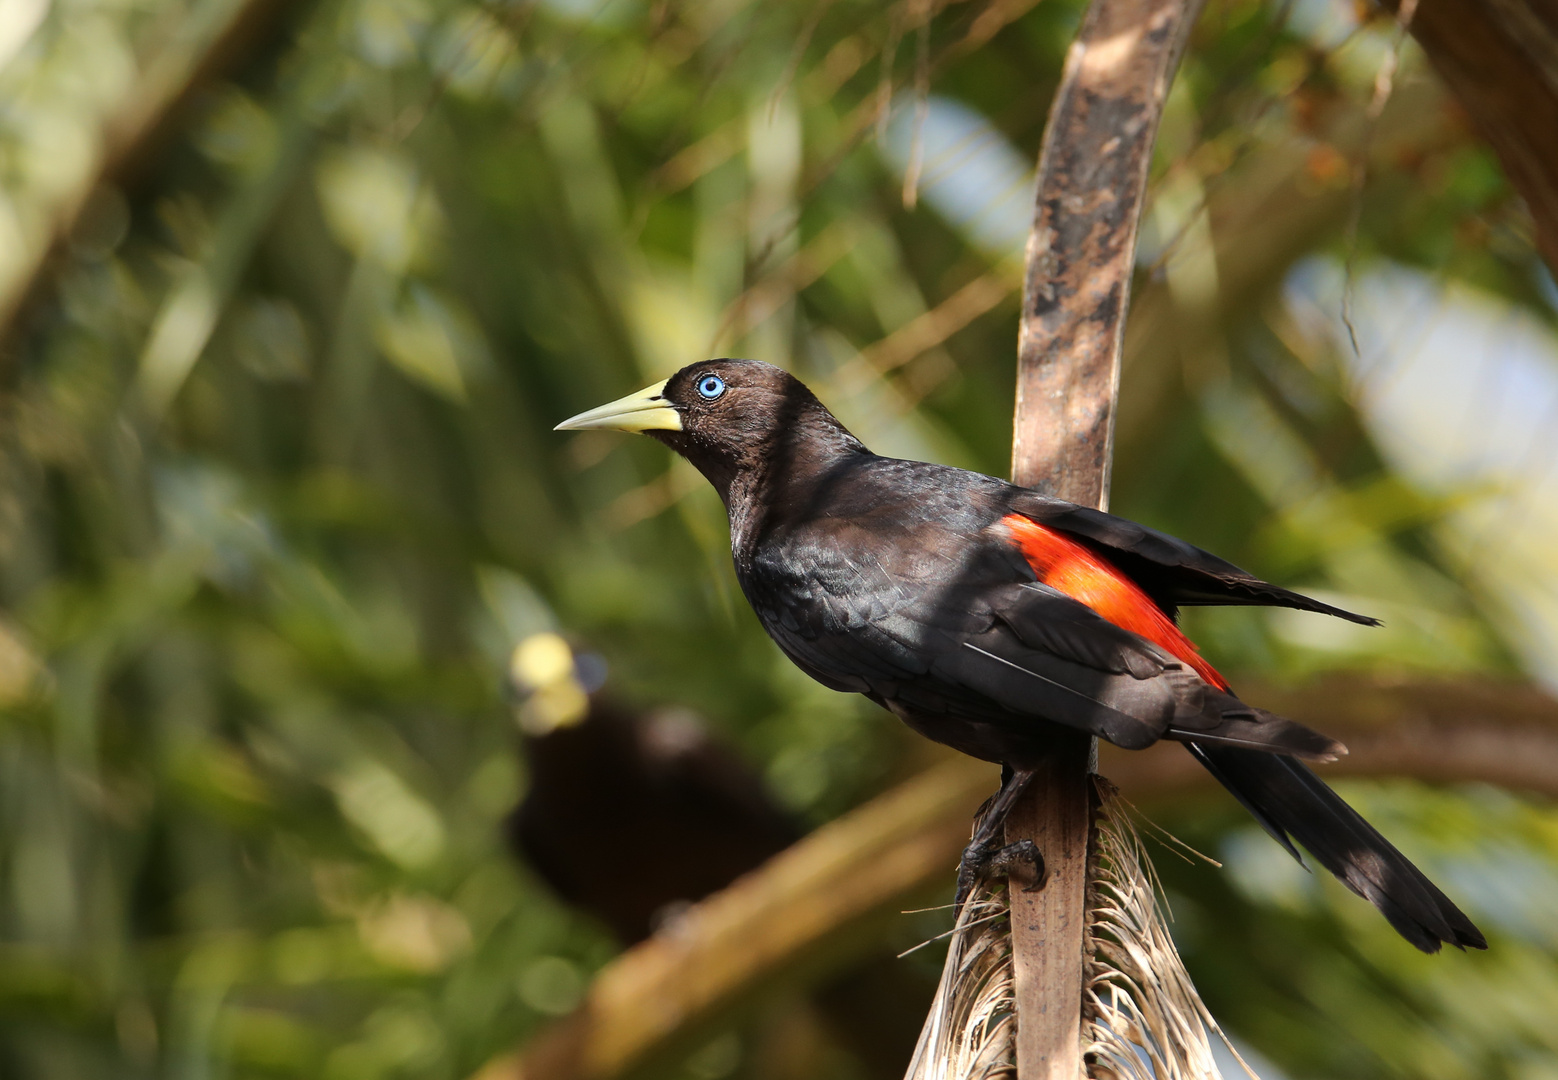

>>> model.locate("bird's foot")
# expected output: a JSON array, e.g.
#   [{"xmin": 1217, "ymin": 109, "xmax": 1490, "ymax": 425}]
[{"xmin": 954, "ymin": 838, "xmax": 1046, "ymax": 912}]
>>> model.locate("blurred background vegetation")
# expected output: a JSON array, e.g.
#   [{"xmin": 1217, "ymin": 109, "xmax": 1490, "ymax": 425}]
[{"xmin": 2, "ymin": 0, "xmax": 1557, "ymax": 1076}]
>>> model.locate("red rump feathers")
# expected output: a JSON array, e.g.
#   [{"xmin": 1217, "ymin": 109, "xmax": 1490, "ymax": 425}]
[{"xmin": 1001, "ymin": 514, "xmax": 1229, "ymax": 690}]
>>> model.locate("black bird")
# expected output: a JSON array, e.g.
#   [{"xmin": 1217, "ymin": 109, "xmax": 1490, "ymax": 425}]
[
  {"xmin": 506, "ymin": 634, "xmax": 935, "ymax": 1074},
  {"xmin": 505, "ymin": 632, "xmax": 798, "ymax": 943},
  {"xmin": 557, "ymin": 359, "xmax": 1485, "ymax": 953}
]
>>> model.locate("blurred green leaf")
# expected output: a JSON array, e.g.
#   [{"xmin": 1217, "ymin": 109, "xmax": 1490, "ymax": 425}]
[{"xmin": 1, "ymin": 0, "xmax": 1556, "ymax": 1076}]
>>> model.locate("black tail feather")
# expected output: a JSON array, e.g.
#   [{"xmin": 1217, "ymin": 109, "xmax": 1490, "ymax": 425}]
[
  {"xmin": 1186, "ymin": 741, "xmax": 1304, "ymax": 864},
  {"xmin": 1168, "ymin": 703, "xmax": 1346, "ymax": 762},
  {"xmin": 1188, "ymin": 744, "xmax": 1486, "ymax": 953}
]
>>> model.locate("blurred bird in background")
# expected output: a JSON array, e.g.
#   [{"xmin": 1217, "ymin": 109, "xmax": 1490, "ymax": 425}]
[
  {"xmin": 503, "ymin": 632, "xmax": 933, "ymax": 1075},
  {"xmin": 504, "ymin": 632, "xmax": 799, "ymax": 943}
]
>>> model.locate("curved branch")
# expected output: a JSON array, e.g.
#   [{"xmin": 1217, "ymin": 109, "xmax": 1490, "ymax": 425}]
[
  {"xmin": 1101, "ymin": 674, "xmax": 1558, "ymax": 800},
  {"xmin": 480, "ymin": 674, "xmax": 1556, "ymax": 1080},
  {"xmin": 1007, "ymin": 0, "xmax": 1208, "ymax": 1071},
  {"xmin": 481, "ymin": 757, "xmax": 999, "ymax": 1080},
  {"xmin": 1378, "ymin": 0, "xmax": 1558, "ymax": 272}
]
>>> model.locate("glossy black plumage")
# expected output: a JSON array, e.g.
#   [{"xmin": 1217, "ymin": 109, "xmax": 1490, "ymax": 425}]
[
  {"xmin": 1188, "ymin": 744, "xmax": 1485, "ymax": 952},
  {"xmin": 559, "ymin": 359, "xmax": 1485, "ymax": 953},
  {"xmin": 726, "ymin": 452, "xmax": 1340, "ymax": 764}
]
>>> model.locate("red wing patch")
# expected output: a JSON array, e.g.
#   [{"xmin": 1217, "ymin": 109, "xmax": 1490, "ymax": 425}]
[{"xmin": 1001, "ymin": 514, "xmax": 1228, "ymax": 689}]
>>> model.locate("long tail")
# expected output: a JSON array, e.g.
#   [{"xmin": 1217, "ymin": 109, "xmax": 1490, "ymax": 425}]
[
  {"xmin": 1167, "ymin": 697, "xmax": 1345, "ymax": 762},
  {"xmin": 1188, "ymin": 743, "xmax": 1486, "ymax": 953}
]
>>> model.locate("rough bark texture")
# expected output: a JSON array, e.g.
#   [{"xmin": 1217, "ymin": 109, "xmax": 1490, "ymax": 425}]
[
  {"xmin": 1379, "ymin": 0, "xmax": 1558, "ymax": 271},
  {"xmin": 1011, "ymin": 0, "xmax": 1206, "ymax": 509},
  {"xmin": 1006, "ymin": 0, "xmax": 1205, "ymax": 1074},
  {"xmin": 1002, "ymin": 743, "xmax": 1095, "ymax": 1080}
]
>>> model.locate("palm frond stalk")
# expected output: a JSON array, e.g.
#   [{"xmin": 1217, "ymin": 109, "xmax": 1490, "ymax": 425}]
[{"xmin": 907, "ymin": 780, "xmax": 1250, "ymax": 1080}]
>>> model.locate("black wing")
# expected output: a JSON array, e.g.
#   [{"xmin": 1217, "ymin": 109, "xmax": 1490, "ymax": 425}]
[
  {"xmin": 1007, "ymin": 491, "xmax": 1380, "ymax": 626},
  {"xmin": 740, "ymin": 515, "xmax": 1338, "ymax": 758}
]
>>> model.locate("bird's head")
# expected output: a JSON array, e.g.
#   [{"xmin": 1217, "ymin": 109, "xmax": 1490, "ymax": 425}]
[
  {"xmin": 555, "ymin": 359, "xmax": 865, "ymax": 503},
  {"xmin": 507, "ymin": 632, "xmax": 607, "ymax": 736}
]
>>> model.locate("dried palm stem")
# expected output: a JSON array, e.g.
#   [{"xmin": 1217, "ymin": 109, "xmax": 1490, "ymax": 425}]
[
  {"xmin": 905, "ymin": 777, "xmax": 1252, "ymax": 1080},
  {"xmin": 903, "ymin": 877, "xmax": 1016, "ymax": 1080}
]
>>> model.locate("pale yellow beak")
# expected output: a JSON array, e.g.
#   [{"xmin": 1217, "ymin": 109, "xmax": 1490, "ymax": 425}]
[{"xmin": 554, "ymin": 379, "xmax": 682, "ymax": 432}]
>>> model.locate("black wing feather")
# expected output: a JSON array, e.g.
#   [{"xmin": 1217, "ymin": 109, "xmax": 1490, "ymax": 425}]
[{"xmin": 1007, "ymin": 492, "xmax": 1381, "ymax": 626}]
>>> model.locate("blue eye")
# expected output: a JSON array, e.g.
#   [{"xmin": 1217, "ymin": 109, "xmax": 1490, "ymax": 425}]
[{"xmin": 696, "ymin": 374, "xmax": 726, "ymax": 400}]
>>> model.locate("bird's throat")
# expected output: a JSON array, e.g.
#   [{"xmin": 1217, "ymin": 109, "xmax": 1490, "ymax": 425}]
[{"xmin": 724, "ymin": 425, "xmax": 871, "ymax": 563}]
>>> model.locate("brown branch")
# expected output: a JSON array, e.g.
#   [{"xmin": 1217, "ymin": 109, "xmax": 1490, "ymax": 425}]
[
  {"xmin": 1012, "ymin": 0, "xmax": 1205, "ymax": 509},
  {"xmin": 479, "ymin": 674, "xmax": 1558, "ymax": 1080},
  {"xmin": 1007, "ymin": 0, "xmax": 1205, "ymax": 1074},
  {"xmin": 1377, "ymin": 0, "xmax": 1558, "ymax": 272},
  {"xmin": 486, "ymin": 757, "xmax": 1000, "ymax": 1080},
  {"xmin": 1102, "ymin": 673, "xmax": 1558, "ymax": 801}
]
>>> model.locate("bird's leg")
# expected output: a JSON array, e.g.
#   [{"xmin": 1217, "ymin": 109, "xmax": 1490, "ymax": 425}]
[{"xmin": 954, "ymin": 766, "xmax": 1045, "ymax": 911}]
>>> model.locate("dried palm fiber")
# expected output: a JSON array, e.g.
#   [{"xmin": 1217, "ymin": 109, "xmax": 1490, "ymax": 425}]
[
  {"xmin": 902, "ymin": 877, "xmax": 1016, "ymax": 1080},
  {"xmin": 905, "ymin": 777, "xmax": 1252, "ymax": 1080}
]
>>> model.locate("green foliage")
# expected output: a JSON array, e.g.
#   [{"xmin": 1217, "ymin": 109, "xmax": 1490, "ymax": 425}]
[{"xmin": 0, "ymin": 0, "xmax": 1556, "ymax": 1076}]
